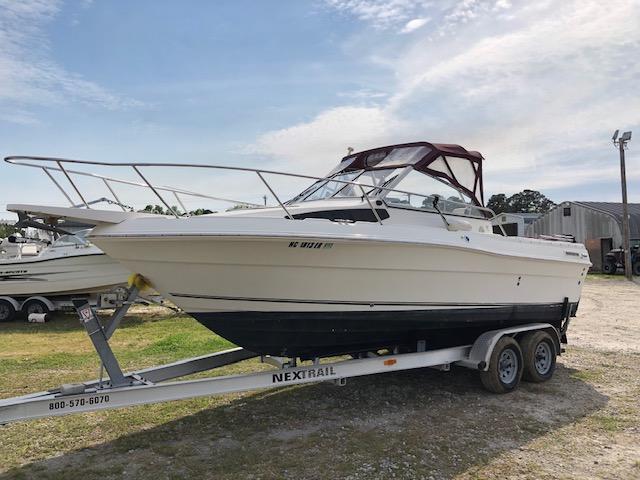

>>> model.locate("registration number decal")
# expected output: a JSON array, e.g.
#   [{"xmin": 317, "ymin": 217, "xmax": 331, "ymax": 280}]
[{"xmin": 288, "ymin": 241, "xmax": 333, "ymax": 249}]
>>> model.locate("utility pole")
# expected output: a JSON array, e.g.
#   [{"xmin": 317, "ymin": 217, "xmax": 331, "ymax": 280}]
[{"xmin": 612, "ymin": 130, "xmax": 633, "ymax": 280}]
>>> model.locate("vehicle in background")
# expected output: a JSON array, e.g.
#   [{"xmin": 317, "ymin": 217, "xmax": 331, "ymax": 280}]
[{"xmin": 603, "ymin": 244, "xmax": 640, "ymax": 275}]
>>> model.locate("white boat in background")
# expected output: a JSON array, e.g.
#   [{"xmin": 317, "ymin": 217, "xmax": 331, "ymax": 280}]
[
  {"xmin": 0, "ymin": 234, "xmax": 44, "ymax": 259},
  {"xmin": 0, "ymin": 229, "xmax": 130, "ymax": 320},
  {"xmin": 5, "ymin": 142, "xmax": 591, "ymax": 358}
]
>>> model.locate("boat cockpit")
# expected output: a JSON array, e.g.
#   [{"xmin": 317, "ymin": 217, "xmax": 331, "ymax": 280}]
[{"xmin": 285, "ymin": 142, "xmax": 492, "ymax": 227}]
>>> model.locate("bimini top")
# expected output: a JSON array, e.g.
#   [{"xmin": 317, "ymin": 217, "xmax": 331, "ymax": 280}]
[{"xmin": 334, "ymin": 142, "xmax": 485, "ymax": 206}]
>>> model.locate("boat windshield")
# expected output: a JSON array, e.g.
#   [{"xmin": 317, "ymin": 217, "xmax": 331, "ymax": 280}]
[
  {"xmin": 385, "ymin": 170, "xmax": 485, "ymax": 217},
  {"xmin": 290, "ymin": 168, "xmax": 404, "ymax": 203},
  {"xmin": 52, "ymin": 229, "xmax": 90, "ymax": 247}
]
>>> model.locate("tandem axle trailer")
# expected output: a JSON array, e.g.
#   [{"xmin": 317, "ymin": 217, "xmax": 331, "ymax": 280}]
[{"xmin": 0, "ymin": 292, "xmax": 569, "ymax": 425}]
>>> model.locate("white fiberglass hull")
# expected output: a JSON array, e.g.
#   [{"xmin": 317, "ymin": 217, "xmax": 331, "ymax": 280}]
[
  {"xmin": 90, "ymin": 216, "xmax": 590, "ymax": 357},
  {"xmin": 0, "ymin": 253, "xmax": 129, "ymax": 297}
]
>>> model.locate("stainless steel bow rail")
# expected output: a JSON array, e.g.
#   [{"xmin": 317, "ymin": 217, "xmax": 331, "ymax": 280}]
[
  {"xmin": 0, "ymin": 287, "xmax": 560, "ymax": 424},
  {"xmin": 4, "ymin": 156, "xmax": 500, "ymax": 227}
]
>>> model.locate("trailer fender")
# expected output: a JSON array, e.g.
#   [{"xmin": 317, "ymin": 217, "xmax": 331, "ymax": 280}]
[
  {"xmin": 456, "ymin": 323, "xmax": 560, "ymax": 371},
  {"xmin": 21, "ymin": 296, "xmax": 56, "ymax": 313},
  {"xmin": 0, "ymin": 296, "xmax": 21, "ymax": 312}
]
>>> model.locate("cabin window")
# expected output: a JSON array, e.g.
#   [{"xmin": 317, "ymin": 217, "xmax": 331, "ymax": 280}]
[
  {"xmin": 383, "ymin": 170, "xmax": 482, "ymax": 217},
  {"xmin": 365, "ymin": 151, "xmax": 387, "ymax": 167},
  {"xmin": 375, "ymin": 146, "xmax": 430, "ymax": 168},
  {"xmin": 563, "ymin": 207, "xmax": 571, "ymax": 217},
  {"xmin": 335, "ymin": 169, "xmax": 400, "ymax": 197},
  {"xmin": 301, "ymin": 171, "xmax": 360, "ymax": 202},
  {"xmin": 52, "ymin": 234, "xmax": 87, "ymax": 247}
]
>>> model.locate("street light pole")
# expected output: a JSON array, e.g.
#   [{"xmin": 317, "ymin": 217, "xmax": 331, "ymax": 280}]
[{"xmin": 613, "ymin": 130, "xmax": 633, "ymax": 280}]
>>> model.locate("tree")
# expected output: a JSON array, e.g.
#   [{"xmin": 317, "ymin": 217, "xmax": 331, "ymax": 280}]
[
  {"xmin": 189, "ymin": 208, "xmax": 214, "ymax": 216},
  {"xmin": 0, "ymin": 223, "xmax": 23, "ymax": 238},
  {"xmin": 486, "ymin": 193, "xmax": 508, "ymax": 214},
  {"xmin": 140, "ymin": 204, "xmax": 167, "ymax": 215},
  {"xmin": 139, "ymin": 205, "xmax": 214, "ymax": 216},
  {"xmin": 139, "ymin": 205, "xmax": 183, "ymax": 216},
  {"xmin": 507, "ymin": 190, "xmax": 555, "ymax": 213},
  {"xmin": 486, "ymin": 190, "xmax": 555, "ymax": 214}
]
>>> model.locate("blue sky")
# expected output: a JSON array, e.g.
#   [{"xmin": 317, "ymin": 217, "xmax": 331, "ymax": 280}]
[{"xmin": 1, "ymin": 0, "xmax": 639, "ymax": 218}]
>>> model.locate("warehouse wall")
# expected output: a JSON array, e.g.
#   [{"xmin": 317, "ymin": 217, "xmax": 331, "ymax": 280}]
[
  {"xmin": 527, "ymin": 202, "xmax": 621, "ymax": 271},
  {"xmin": 528, "ymin": 202, "xmax": 621, "ymax": 243}
]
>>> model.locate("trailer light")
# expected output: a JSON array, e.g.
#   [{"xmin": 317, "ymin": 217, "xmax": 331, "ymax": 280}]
[{"xmin": 384, "ymin": 359, "xmax": 397, "ymax": 366}]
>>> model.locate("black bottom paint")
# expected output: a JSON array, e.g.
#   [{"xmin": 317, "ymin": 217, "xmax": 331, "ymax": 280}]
[{"xmin": 190, "ymin": 303, "xmax": 576, "ymax": 359}]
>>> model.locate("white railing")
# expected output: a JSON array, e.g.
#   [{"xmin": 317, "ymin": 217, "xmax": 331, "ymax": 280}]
[{"xmin": 4, "ymin": 156, "xmax": 499, "ymax": 227}]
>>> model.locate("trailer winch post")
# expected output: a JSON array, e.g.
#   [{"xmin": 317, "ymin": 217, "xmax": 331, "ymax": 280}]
[
  {"xmin": 104, "ymin": 285, "xmax": 139, "ymax": 339},
  {"xmin": 72, "ymin": 299, "xmax": 129, "ymax": 387}
]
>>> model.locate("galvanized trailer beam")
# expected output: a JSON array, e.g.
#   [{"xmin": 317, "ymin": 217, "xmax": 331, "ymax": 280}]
[
  {"xmin": 0, "ymin": 345, "xmax": 470, "ymax": 424},
  {"xmin": 0, "ymin": 347, "xmax": 259, "ymax": 419},
  {"xmin": 134, "ymin": 347, "xmax": 258, "ymax": 383}
]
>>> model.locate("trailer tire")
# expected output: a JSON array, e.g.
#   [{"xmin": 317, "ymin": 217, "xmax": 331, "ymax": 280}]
[
  {"xmin": 0, "ymin": 299, "xmax": 17, "ymax": 322},
  {"xmin": 603, "ymin": 261, "xmax": 617, "ymax": 275},
  {"xmin": 633, "ymin": 261, "xmax": 640, "ymax": 276},
  {"xmin": 480, "ymin": 336, "xmax": 523, "ymax": 394},
  {"xmin": 23, "ymin": 299, "xmax": 51, "ymax": 316},
  {"xmin": 520, "ymin": 331, "xmax": 556, "ymax": 383}
]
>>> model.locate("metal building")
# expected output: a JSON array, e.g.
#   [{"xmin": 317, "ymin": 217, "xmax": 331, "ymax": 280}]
[{"xmin": 527, "ymin": 201, "xmax": 640, "ymax": 272}]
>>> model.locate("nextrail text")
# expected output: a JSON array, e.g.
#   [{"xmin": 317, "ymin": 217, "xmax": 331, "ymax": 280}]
[{"xmin": 272, "ymin": 366, "xmax": 337, "ymax": 383}]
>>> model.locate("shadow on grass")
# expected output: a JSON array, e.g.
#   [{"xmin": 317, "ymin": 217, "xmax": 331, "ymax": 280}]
[{"xmin": 1, "ymin": 362, "xmax": 608, "ymax": 480}]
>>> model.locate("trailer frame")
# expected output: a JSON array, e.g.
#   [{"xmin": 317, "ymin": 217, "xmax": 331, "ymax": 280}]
[{"xmin": 0, "ymin": 293, "xmax": 562, "ymax": 425}]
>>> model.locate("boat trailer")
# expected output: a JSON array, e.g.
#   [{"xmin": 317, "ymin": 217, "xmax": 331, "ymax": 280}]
[{"xmin": 0, "ymin": 291, "xmax": 565, "ymax": 424}]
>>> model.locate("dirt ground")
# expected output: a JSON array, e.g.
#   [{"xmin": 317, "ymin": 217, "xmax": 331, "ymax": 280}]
[
  {"xmin": 572, "ymin": 276, "xmax": 640, "ymax": 353},
  {"xmin": 0, "ymin": 275, "xmax": 639, "ymax": 479}
]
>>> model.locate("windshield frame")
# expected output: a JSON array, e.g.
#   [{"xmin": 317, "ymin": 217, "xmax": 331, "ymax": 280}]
[{"xmin": 288, "ymin": 167, "xmax": 410, "ymax": 204}]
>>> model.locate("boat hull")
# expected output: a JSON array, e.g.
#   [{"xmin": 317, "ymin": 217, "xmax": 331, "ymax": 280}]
[
  {"xmin": 90, "ymin": 220, "xmax": 589, "ymax": 358},
  {"xmin": 190, "ymin": 303, "xmax": 576, "ymax": 358},
  {"xmin": 0, "ymin": 253, "xmax": 129, "ymax": 297}
]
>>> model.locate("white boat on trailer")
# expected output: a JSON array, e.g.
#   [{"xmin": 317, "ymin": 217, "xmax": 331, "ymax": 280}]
[
  {"xmin": 0, "ymin": 141, "xmax": 591, "ymax": 422},
  {"xmin": 0, "ymin": 229, "xmax": 130, "ymax": 321}
]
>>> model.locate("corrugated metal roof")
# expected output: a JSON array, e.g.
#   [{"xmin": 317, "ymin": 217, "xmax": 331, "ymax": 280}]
[{"xmin": 571, "ymin": 201, "xmax": 640, "ymax": 237}]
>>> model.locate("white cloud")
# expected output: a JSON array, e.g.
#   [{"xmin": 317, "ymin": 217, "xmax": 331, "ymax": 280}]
[
  {"xmin": 0, "ymin": 0, "xmax": 141, "ymax": 123},
  {"xmin": 494, "ymin": 0, "xmax": 512, "ymax": 9},
  {"xmin": 323, "ymin": 0, "xmax": 431, "ymax": 29},
  {"xmin": 401, "ymin": 18, "xmax": 430, "ymax": 34},
  {"xmin": 253, "ymin": 0, "xmax": 640, "ymax": 197},
  {"xmin": 250, "ymin": 106, "xmax": 404, "ymax": 174},
  {"xmin": 337, "ymin": 88, "xmax": 388, "ymax": 100}
]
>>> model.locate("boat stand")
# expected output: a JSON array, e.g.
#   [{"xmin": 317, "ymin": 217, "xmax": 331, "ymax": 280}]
[{"xmin": 0, "ymin": 292, "xmax": 559, "ymax": 425}]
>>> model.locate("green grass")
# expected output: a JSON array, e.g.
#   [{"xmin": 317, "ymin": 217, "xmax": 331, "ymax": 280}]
[
  {"xmin": 1, "ymin": 310, "xmax": 639, "ymax": 480},
  {"xmin": 0, "ymin": 309, "xmax": 252, "ymax": 477},
  {"xmin": 570, "ymin": 368, "xmax": 605, "ymax": 383},
  {"xmin": 0, "ymin": 311, "xmax": 235, "ymax": 397}
]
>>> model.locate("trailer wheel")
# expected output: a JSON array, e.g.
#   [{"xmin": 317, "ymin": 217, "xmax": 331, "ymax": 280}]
[
  {"xmin": 23, "ymin": 299, "xmax": 51, "ymax": 316},
  {"xmin": 0, "ymin": 299, "xmax": 17, "ymax": 322},
  {"xmin": 633, "ymin": 261, "xmax": 640, "ymax": 276},
  {"xmin": 520, "ymin": 331, "xmax": 556, "ymax": 382},
  {"xmin": 480, "ymin": 336, "xmax": 523, "ymax": 394},
  {"xmin": 603, "ymin": 261, "xmax": 617, "ymax": 274}
]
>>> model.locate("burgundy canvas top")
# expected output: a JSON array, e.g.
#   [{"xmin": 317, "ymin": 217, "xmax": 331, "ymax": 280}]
[{"xmin": 338, "ymin": 141, "xmax": 485, "ymax": 206}]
